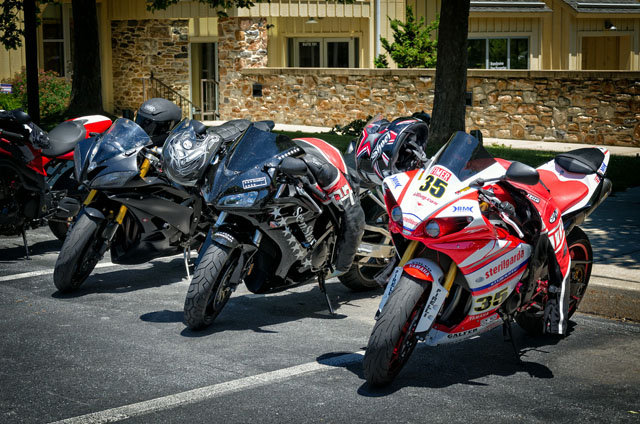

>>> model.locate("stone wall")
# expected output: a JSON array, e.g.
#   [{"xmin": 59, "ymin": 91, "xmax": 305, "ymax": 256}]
[
  {"xmin": 111, "ymin": 19, "xmax": 190, "ymax": 114},
  {"xmin": 221, "ymin": 68, "xmax": 640, "ymax": 146},
  {"xmin": 218, "ymin": 17, "xmax": 269, "ymax": 113}
]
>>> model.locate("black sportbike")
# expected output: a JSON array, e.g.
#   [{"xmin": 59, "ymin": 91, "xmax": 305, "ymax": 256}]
[
  {"xmin": 52, "ymin": 118, "xmax": 246, "ymax": 292},
  {"xmin": 166, "ymin": 122, "xmax": 370, "ymax": 330}
]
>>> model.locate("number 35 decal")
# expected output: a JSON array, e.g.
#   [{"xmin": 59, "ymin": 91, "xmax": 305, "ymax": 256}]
[
  {"xmin": 419, "ymin": 175, "xmax": 448, "ymax": 198},
  {"xmin": 474, "ymin": 287, "xmax": 509, "ymax": 312}
]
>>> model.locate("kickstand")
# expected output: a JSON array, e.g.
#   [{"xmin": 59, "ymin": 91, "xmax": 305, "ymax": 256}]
[
  {"xmin": 22, "ymin": 228, "xmax": 31, "ymax": 260},
  {"xmin": 318, "ymin": 273, "xmax": 336, "ymax": 316},
  {"xmin": 502, "ymin": 318, "xmax": 522, "ymax": 362},
  {"xmin": 183, "ymin": 247, "xmax": 191, "ymax": 279}
]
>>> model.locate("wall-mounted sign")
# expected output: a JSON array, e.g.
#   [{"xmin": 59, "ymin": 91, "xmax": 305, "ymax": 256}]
[{"xmin": 0, "ymin": 84, "xmax": 12, "ymax": 94}]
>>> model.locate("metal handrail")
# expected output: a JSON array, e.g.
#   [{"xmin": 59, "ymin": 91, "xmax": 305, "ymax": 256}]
[
  {"xmin": 200, "ymin": 78, "xmax": 220, "ymax": 120},
  {"xmin": 141, "ymin": 72, "xmax": 200, "ymax": 119}
]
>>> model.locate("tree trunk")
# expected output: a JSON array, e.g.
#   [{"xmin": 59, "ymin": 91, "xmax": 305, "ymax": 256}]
[
  {"xmin": 24, "ymin": 0, "xmax": 39, "ymax": 124},
  {"xmin": 428, "ymin": 1, "xmax": 470, "ymax": 149},
  {"xmin": 66, "ymin": 0, "xmax": 103, "ymax": 116}
]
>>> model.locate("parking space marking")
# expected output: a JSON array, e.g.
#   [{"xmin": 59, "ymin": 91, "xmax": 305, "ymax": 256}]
[
  {"xmin": 0, "ymin": 263, "xmax": 116, "ymax": 282},
  {"xmin": 50, "ymin": 351, "xmax": 364, "ymax": 424}
]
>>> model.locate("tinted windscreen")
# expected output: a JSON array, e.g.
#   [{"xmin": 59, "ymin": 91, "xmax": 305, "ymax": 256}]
[
  {"xmin": 226, "ymin": 126, "xmax": 296, "ymax": 172},
  {"xmin": 93, "ymin": 118, "xmax": 151, "ymax": 165},
  {"xmin": 432, "ymin": 132, "xmax": 496, "ymax": 181}
]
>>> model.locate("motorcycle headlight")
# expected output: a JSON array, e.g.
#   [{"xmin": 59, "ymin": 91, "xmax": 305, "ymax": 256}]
[
  {"xmin": 90, "ymin": 171, "xmax": 138, "ymax": 189},
  {"xmin": 390, "ymin": 206, "xmax": 403, "ymax": 224},
  {"xmin": 218, "ymin": 191, "xmax": 259, "ymax": 208}
]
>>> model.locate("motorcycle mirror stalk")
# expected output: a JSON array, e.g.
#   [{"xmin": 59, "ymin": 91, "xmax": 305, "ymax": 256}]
[{"xmin": 470, "ymin": 161, "xmax": 540, "ymax": 189}]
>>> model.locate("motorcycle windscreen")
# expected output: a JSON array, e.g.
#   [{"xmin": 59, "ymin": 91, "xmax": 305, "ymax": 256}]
[
  {"xmin": 225, "ymin": 125, "xmax": 297, "ymax": 172},
  {"xmin": 431, "ymin": 131, "xmax": 496, "ymax": 182},
  {"xmin": 91, "ymin": 118, "xmax": 151, "ymax": 166}
]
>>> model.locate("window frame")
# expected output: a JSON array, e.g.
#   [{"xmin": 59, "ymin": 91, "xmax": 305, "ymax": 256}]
[
  {"xmin": 467, "ymin": 36, "xmax": 530, "ymax": 70},
  {"xmin": 291, "ymin": 37, "xmax": 357, "ymax": 68}
]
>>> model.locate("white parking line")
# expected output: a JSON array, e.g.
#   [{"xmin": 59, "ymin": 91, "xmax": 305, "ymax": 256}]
[
  {"xmin": 50, "ymin": 351, "xmax": 364, "ymax": 424},
  {"xmin": 0, "ymin": 262, "xmax": 117, "ymax": 282}
]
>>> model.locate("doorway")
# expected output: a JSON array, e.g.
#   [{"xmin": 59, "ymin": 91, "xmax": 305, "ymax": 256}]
[
  {"xmin": 582, "ymin": 35, "xmax": 630, "ymax": 70},
  {"xmin": 191, "ymin": 42, "xmax": 219, "ymax": 120}
]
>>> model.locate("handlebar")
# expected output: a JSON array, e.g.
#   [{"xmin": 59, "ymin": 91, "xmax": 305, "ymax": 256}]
[{"xmin": 0, "ymin": 128, "xmax": 26, "ymax": 142}]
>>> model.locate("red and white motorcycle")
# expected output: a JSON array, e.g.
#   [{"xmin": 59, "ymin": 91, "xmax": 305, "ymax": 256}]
[{"xmin": 363, "ymin": 130, "xmax": 611, "ymax": 386}]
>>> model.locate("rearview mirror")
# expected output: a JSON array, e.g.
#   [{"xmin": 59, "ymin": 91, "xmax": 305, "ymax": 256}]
[{"xmin": 505, "ymin": 161, "xmax": 540, "ymax": 186}]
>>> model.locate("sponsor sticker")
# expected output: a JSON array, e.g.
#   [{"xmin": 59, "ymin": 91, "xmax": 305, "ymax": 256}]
[
  {"xmin": 527, "ymin": 193, "xmax": 540, "ymax": 203},
  {"xmin": 549, "ymin": 208, "xmax": 558, "ymax": 224},
  {"xmin": 389, "ymin": 175, "xmax": 402, "ymax": 189},
  {"xmin": 242, "ymin": 177, "xmax": 268, "ymax": 190},
  {"xmin": 485, "ymin": 249, "xmax": 525, "ymax": 279},
  {"xmin": 453, "ymin": 205, "xmax": 473, "ymax": 213},
  {"xmin": 430, "ymin": 166, "xmax": 452, "ymax": 182}
]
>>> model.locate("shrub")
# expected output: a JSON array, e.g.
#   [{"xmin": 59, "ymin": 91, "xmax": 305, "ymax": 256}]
[
  {"xmin": 10, "ymin": 68, "xmax": 72, "ymax": 128},
  {"xmin": 331, "ymin": 116, "xmax": 372, "ymax": 137},
  {"xmin": 374, "ymin": 54, "xmax": 389, "ymax": 69},
  {"xmin": 0, "ymin": 93, "xmax": 22, "ymax": 110}
]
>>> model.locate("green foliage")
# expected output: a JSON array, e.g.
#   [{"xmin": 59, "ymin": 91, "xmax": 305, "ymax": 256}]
[
  {"xmin": 374, "ymin": 54, "xmax": 389, "ymax": 69},
  {"xmin": 9, "ymin": 68, "xmax": 72, "ymax": 129},
  {"xmin": 380, "ymin": 6, "xmax": 439, "ymax": 68},
  {"xmin": 0, "ymin": 0, "xmax": 24, "ymax": 50},
  {"xmin": 331, "ymin": 116, "xmax": 372, "ymax": 137},
  {"xmin": 0, "ymin": 93, "xmax": 22, "ymax": 110}
]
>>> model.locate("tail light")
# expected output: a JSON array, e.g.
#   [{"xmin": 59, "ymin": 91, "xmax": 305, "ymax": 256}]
[{"xmin": 413, "ymin": 217, "xmax": 471, "ymax": 238}]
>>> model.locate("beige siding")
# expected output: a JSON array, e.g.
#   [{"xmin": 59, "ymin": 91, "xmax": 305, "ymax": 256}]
[{"xmin": 268, "ymin": 17, "xmax": 370, "ymax": 67}]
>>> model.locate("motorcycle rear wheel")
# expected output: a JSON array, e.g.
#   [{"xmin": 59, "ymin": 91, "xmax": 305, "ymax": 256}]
[
  {"xmin": 363, "ymin": 274, "xmax": 430, "ymax": 387},
  {"xmin": 339, "ymin": 201, "xmax": 390, "ymax": 291},
  {"xmin": 53, "ymin": 214, "xmax": 101, "ymax": 293},
  {"xmin": 184, "ymin": 243, "xmax": 239, "ymax": 330},
  {"xmin": 516, "ymin": 226, "xmax": 593, "ymax": 335}
]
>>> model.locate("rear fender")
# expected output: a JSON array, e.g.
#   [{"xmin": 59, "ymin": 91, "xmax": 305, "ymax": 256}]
[{"xmin": 82, "ymin": 206, "xmax": 105, "ymax": 221}]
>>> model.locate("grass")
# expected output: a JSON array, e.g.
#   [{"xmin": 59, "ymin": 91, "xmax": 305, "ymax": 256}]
[{"xmin": 276, "ymin": 130, "xmax": 640, "ymax": 193}]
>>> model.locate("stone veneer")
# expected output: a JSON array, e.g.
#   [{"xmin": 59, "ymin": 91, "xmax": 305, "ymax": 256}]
[
  {"xmin": 217, "ymin": 17, "xmax": 269, "ymax": 112},
  {"xmin": 220, "ymin": 68, "xmax": 640, "ymax": 146},
  {"xmin": 111, "ymin": 19, "xmax": 190, "ymax": 114}
]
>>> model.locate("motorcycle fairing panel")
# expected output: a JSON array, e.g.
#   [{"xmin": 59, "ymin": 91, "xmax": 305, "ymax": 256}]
[{"xmin": 381, "ymin": 132, "xmax": 611, "ymax": 345}]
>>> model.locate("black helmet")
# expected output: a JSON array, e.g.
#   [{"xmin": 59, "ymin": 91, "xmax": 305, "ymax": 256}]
[
  {"xmin": 135, "ymin": 98, "xmax": 182, "ymax": 138},
  {"xmin": 355, "ymin": 115, "xmax": 429, "ymax": 186}
]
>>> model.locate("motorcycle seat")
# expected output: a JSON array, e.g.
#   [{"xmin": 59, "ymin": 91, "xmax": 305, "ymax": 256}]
[
  {"xmin": 208, "ymin": 119, "xmax": 251, "ymax": 143},
  {"xmin": 538, "ymin": 169, "xmax": 589, "ymax": 214},
  {"xmin": 42, "ymin": 121, "xmax": 86, "ymax": 157},
  {"xmin": 554, "ymin": 148, "xmax": 604, "ymax": 175}
]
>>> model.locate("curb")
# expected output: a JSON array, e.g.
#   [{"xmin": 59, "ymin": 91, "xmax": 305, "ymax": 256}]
[{"xmin": 579, "ymin": 283, "xmax": 640, "ymax": 322}]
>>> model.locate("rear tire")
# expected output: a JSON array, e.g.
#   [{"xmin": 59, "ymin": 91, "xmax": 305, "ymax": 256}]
[
  {"xmin": 48, "ymin": 219, "xmax": 71, "ymax": 241},
  {"xmin": 339, "ymin": 201, "xmax": 391, "ymax": 291},
  {"xmin": 516, "ymin": 226, "xmax": 593, "ymax": 335},
  {"xmin": 363, "ymin": 274, "xmax": 429, "ymax": 387},
  {"xmin": 53, "ymin": 214, "xmax": 101, "ymax": 293},
  {"xmin": 184, "ymin": 243, "xmax": 239, "ymax": 330}
]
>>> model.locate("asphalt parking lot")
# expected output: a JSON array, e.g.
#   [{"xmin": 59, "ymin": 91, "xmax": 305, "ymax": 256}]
[{"xmin": 1, "ymin": 187, "xmax": 639, "ymax": 423}]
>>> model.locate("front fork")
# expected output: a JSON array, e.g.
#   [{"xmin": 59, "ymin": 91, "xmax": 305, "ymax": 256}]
[
  {"xmin": 376, "ymin": 240, "xmax": 458, "ymax": 327},
  {"xmin": 80, "ymin": 158, "xmax": 151, "ymax": 252}
]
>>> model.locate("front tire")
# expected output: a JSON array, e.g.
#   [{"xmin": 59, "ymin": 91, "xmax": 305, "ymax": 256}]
[
  {"xmin": 53, "ymin": 214, "xmax": 101, "ymax": 293},
  {"xmin": 184, "ymin": 243, "xmax": 239, "ymax": 330},
  {"xmin": 363, "ymin": 274, "xmax": 430, "ymax": 387}
]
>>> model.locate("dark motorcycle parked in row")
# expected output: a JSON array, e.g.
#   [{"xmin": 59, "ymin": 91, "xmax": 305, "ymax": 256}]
[
  {"xmin": 52, "ymin": 112, "xmax": 249, "ymax": 293},
  {"xmin": 0, "ymin": 109, "xmax": 111, "ymax": 255},
  {"xmin": 162, "ymin": 120, "xmax": 373, "ymax": 330}
]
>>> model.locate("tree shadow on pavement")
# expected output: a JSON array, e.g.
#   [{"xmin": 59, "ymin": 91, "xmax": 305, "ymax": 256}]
[
  {"xmin": 319, "ymin": 322, "xmax": 582, "ymax": 396},
  {"xmin": 139, "ymin": 283, "xmax": 384, "ymax": 337}
]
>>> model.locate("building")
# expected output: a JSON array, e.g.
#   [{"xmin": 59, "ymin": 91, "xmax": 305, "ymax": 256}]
[{"xmin": 1, "ymin": 0, "xmax": 639, "ymax": 144}]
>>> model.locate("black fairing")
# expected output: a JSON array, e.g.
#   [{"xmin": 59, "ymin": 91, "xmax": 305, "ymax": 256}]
[{"xmin": 202, "ymin": 125, "xmax": 298, "ymax": 207}]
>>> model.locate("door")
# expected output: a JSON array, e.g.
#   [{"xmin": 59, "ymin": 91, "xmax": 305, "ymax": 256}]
[
  {"xmin": 582, "ymin": 36, "xmax": 630, "ymax": 70},
  {"xmin": 191, "ymin": 43, "xmax": 219, "ymax": 120}
]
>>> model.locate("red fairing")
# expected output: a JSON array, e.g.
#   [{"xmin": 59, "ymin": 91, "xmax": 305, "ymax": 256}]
[
  {"xmin": 293, "ymin": 138, "xmax": 348, "ymax": 175},
  {"xmin": 69, "ymin": 115, "xmax": 112, "ymax": 137}
]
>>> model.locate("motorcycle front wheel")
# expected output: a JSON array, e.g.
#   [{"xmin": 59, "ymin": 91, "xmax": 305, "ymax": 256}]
[
  {"xmin": 53, "ymin": 214, "xmax": 101, "ymax": 293},
  {"xmin": 184, "ymin": 243, "xmax": 239, "ymax": 330},
  {"xmin": 363, "ymin": 274, "xmax": 430, "ymax": 387}
]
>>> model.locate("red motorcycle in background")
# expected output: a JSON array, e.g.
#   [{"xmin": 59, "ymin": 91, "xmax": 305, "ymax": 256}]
[{"xmin": 0, "ymin": 109, "xmax": 111, "ymax": 256}]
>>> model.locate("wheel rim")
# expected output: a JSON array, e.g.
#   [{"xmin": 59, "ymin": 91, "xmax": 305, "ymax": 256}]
[
  {"xmin": 568, "ymin": 241, "xmax": 591, "ymax": 314},
  {"xmin": 388, "ymin": 292, "xmax": 428, "ymax": 377},
  {"xmin": 357, "ymin": 213, "xmax": 391, "ymax": 282},
  {"xmin": 204, "ymin": 254, "xmax": 237, "ymax": 321}
]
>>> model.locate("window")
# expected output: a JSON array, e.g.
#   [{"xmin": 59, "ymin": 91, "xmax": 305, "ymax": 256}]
[
  {"xmin": 289, "ymin": 38, "xmax": 359, "ymax": 68},
  {"xmin": 42, "ymin": 4, "xmax": 73, "ymax": 77},
  {"xmin": 467, "ymin": 37, "xmax": 529, "ymax": 70}
]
